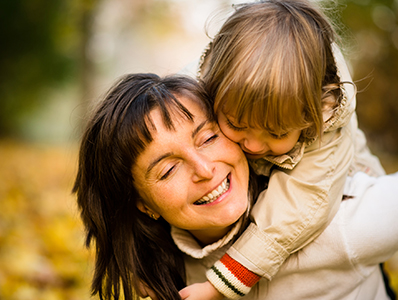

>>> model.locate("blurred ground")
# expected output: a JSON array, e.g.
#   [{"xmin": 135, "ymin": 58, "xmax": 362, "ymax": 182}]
[
  {"xmin": 0, "ymin": 141, "xmax": 93, "ymax": 300},
  {"xmin": 0, "ymin": 140, "xmax": 397, "ymax": 299}
]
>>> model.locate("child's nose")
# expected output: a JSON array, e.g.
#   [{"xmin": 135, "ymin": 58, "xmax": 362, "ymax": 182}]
[{"xmin": 242, "ymin": 138, "xmax": 267, "ymax": 154}]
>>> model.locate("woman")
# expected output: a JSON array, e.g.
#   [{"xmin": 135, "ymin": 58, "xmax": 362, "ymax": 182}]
[
  {"xmin": 73, "ymin": 73, "xmax": 398, "ymax": 300},
  {"xmin": 73, "ymin": 73, "xmax": 254, "ymax": 300}
]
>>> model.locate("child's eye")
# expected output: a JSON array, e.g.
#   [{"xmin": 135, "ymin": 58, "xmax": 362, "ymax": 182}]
[
  {"xmin": 226, "ymin": 118, "xmax": 246, "ymax": 132},
  {"xmin": 270, "ymin": 132, "xmax": 289, "ymax": 140}
]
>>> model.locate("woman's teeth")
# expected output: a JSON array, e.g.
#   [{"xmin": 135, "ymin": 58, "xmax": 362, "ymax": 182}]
[{"xmin": 195, "ymin": 178, "xmax": 230, "ymax": 205}]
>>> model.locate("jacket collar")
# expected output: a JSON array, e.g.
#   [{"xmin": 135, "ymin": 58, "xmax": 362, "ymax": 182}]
[{"xmin": 171, "ymin": 219, "xmax": 243, "ymax": 259}]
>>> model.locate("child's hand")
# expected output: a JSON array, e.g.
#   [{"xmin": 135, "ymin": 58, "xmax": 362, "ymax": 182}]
[{"xmin": 179, "ymin": 281, "xmax": 224, "ymax": 300}]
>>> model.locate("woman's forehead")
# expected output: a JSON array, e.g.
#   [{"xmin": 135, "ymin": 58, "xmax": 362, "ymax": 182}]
[{"xmin": 143, "ymin": 94, "xmax": 213, "ymax": 147}]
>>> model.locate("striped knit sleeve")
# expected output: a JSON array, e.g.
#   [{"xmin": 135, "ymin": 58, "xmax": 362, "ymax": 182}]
[{"xmin": 206, "ymin": 253, "xmax": 261, "ymax": 299}]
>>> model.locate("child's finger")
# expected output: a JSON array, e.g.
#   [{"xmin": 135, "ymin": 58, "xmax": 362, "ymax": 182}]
[{"xmin": 179, "ymin": 286, "xmax": 190, "ymax": 299}]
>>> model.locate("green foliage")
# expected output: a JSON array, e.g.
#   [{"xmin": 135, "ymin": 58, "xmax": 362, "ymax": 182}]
[
  {"xmin": 336, "ymin": 0, "xmax": 398, "ymax": 154},
  {"xmin": 0, "ymin": 0, "xmax": 80, "ymax": 137}
]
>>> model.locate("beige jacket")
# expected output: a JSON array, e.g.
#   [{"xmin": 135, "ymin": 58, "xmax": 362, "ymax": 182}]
[
  {"xmin": 223, "ymin": 46, "xmax": 385, "ymax": 280},
  {"xmin": 173, "ymin": 172, "xmax": 398, "ymax": 300}
]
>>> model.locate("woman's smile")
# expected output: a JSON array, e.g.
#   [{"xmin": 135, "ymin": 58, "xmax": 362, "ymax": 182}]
[{"xmin": 195, "ymin": 175, "xmax": 230, "ymax": 205}]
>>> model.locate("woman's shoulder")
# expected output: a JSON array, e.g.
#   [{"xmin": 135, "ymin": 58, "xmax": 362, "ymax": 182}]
[{"xmin": 338, "ymin": 172, "xmax": 398, "ymax": 263}]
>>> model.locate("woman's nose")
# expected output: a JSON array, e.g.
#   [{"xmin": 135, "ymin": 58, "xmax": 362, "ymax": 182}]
[{"xmin": 191, "ymin": 155, "xmax": 215, "ymax": 182}]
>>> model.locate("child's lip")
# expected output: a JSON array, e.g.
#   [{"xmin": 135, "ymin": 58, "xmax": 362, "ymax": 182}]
[{"xmin": 244, "ymin": 151, "xmax": 267, "ymax": 159}]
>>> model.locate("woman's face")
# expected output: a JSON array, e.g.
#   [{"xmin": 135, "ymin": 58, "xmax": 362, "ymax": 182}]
[{"xmin": 132, "ymin": 94, "xmax": 249, "ymax": 243}]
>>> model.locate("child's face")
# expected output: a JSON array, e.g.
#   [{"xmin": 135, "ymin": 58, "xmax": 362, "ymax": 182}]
[{"xmin": 217, "ymin": 111, "xmax": 301, "ymax": 160}]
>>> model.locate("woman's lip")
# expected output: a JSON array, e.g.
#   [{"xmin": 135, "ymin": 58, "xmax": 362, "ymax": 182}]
[{"xmin": 195, "ymin": 174, "xmax": 231, "ymax": 206}]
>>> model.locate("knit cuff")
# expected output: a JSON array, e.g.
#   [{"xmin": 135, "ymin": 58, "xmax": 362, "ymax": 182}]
[{"xmin": 206, "ymin": 253, "xmax": 261, "ymax": 299}]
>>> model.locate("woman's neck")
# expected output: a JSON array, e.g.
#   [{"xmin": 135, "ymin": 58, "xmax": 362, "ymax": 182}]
[{"xmin": 189, "ymin": 225, "xmax": 233, "ymax": 247}]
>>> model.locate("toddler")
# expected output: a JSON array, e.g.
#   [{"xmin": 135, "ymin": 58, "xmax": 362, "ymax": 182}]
[{"xmin": 180, "ymin": 0, "xmax": 385, "ymax": 299}]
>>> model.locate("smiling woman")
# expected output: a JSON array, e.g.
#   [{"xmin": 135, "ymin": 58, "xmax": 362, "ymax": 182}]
[{"xmin": 72, "ymin": 73, "xmax": 252, "ymax": 300}]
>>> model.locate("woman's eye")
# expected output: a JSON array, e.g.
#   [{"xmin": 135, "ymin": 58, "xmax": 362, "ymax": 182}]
[
  {"xmin": 204, "ymin": 134, "xmax": 219, "ymax": 144},
  {"xmin": 160, "ymin": 165, "xmax": 175, "ymax": 180}
]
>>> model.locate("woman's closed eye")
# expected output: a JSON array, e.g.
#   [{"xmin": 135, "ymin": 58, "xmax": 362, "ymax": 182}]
[
  {"xmin": 204, "ymin": 134, "xmax": 219, "ymax": 144},
  {"xmin": 158, "ymin": 134, "xmax": 218, "ymax": 181},
  {"xmin": 160, "ymin": 164, "xmax": 176, "ymax": 180}
]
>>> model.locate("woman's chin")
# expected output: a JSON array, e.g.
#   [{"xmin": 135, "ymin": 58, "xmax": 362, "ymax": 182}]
[{"xmin": 217, "ymin": 199, "xmax": 248, "ymax": 226}]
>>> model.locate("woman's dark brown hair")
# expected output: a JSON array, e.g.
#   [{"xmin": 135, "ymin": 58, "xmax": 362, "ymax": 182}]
[{"xmin": 73, "ymin": 73, "xmax": 216, "ymax": 300}]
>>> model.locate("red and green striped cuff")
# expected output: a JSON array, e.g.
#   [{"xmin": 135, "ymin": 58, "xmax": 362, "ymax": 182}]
[{"xmin": 206, "ymin": 253, "xmax": 261, "ymax": 299}]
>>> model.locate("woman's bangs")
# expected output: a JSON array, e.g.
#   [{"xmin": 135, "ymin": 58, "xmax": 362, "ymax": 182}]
[{"xmin": 121, "ymin": 88, "xmax": 195, "ymax": 164}]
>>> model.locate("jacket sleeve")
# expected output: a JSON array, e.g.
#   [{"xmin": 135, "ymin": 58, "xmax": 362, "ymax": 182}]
[
  {"xmin": 206, "ymin": 253, "xmax": 261, "ymax": 299},
  {"xmin": 206, "ymin": 124, "xmax": 354, "ymax": 299},
  {"xmin": 343, "ymin": 172, "xmax": 398, "ymax": 267}
]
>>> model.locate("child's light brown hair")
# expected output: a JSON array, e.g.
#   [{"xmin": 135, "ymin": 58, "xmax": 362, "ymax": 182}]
[{"xmin": 201, "ymin": 0, "xmax": 344, "ymax": 141}]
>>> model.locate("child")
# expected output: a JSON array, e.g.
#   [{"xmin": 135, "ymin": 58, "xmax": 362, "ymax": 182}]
[{"xmin": 180, "ymin": 0, "xmax": 386, "ymax": 299}]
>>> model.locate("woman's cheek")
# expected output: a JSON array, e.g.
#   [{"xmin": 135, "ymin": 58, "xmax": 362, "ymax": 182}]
[
  {"xmin": 223, "ymin": 135, "xmax": 244, "ymax": 155},
  {"xmin": 218, "ymin": 124, "xmax": 238, "ymax": 144}
]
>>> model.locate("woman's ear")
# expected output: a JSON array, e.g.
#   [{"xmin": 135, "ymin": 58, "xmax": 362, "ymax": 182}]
[
  {"xmin": 136, "ymin": 200, "xmax": 160, "ymax": 220},
  {"xmin": 136, "ymin": 200, "xmax": 148, "ymax": 214}
]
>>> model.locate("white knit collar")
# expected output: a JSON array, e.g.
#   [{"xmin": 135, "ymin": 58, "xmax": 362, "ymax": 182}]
[{"xmin": 171, "ymin": 219, "xmax": 242, "ymax": 259}]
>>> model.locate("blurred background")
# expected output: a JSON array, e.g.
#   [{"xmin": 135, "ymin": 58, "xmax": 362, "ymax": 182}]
[{"xmin": 0, "ymin": 0, "xmax": 397, "ymax": 299}]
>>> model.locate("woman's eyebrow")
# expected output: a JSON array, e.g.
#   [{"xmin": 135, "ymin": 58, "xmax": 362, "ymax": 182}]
[{"xmin": 192, "ymin": 120, "xmax": 208, "ymax": 138}]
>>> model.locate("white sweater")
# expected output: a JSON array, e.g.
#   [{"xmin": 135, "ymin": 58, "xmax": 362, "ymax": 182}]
[{"xmin": 172, "ymin": 172, "xmax": 398, "ymax": 300}]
